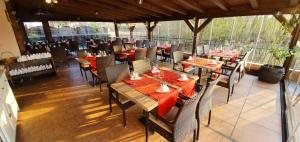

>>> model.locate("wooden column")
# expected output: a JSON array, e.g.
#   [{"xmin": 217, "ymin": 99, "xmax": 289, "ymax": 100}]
[
  {"xmin": 192, "ymin": 18, "xmax": 199, "ymax": 54},
  {"xmin": 283, "ymin": 23, "xmax": 300, "ymax": 76},
  {"xmin": 274, "ymin": 14, "xmax": 300, "ymax": 77},
  {"xmin": 42, "ymin": 21, "xmax": 53, "ymax": 42},
  {"xmin": 128, "ymin": 26, "xmax": 135, "ymax": 40},
  {"xmin": 146, "ymin": 21, "xmax": 158, "ymax": 41},
  {"xmin": 19, "ymin": 21, "xmax": 29, "ymax": 42},
  {"xmin": 184, "ymin": 18, "xmax": 212, "ymax": 54},
  {"xmin": 6, "ymin": 13, "xmax": 26, "ymax": 53},
  {"xmin": 114, "ymin": 22, "xmax": 119, "ymax": 37}
]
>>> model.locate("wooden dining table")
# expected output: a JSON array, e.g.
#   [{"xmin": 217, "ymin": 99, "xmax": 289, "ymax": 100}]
[
  {"xmin": 206, "ymin": 49, "xmax": 240, "ymax": 60},
  {"xmin": 110, "ymin": 68, "xmax": 198, "ymax": 142},
  {"xmin": 182, "ymin": 57, "xmax": 224, "ymax": 84}
]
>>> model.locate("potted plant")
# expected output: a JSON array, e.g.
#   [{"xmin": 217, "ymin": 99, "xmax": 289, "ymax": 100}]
[
  {"xmin": 258, "ymin": 46, "xmax": 296, "ymax": 83},
  {"xmin": 259, "ymin": 13, "xmax": 300, "ymax": 83}
]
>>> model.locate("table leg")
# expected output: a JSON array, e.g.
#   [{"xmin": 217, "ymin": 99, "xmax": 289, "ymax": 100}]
[
  {"xmin": 145, "ymin": 111, "xmax": 149, "ymax": 142},
  {"xmin": 197, "ymin": 67, "xmax": 202, "ymax": 84}
]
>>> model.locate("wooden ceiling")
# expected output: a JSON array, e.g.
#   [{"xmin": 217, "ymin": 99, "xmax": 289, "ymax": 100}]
[{"xmin": 8, "ymin": 0, "xmax": 300, "ymax": 22}]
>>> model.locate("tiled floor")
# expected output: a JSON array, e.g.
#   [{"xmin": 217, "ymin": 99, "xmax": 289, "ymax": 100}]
[{"xmin": 13, "ymin": 61, "xmax": 282, "ymax": 142}]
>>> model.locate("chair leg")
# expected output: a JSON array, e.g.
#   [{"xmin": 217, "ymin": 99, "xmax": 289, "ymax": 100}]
[
  {"xmin": 92, "ymin": 75, "xmax": 95, "ymax": 86},
  {"xmin": 238, "ymin": 71, "xmax": 241, "ymax": 82},
  {"xmin": 231, "ymin": 85, "xmax": 235, "ymax": 96},
  {"xmin": 227, "ymin": 88, "xmax": 231, "ymax": 103},
  {"xmin": 84, "ymin": 70, "xmax": 88, "ymax": 81},
  {"xmin": 196, "ymin": 118, "xmax": 200, "ymax": 140},
  {"xmin": 208, "ymin": 110, "xmax": 212, "ymax": 126},
  {"xmin": 122, "ymin": 109, "xmax": 127, "ymax": 128},
  {"xmin": 79, "ymin": 68, "xmax": 83, "ymax": 77},
  {"xmin": 193, "ymin": 129, "xmax": 197, "ymax": 142},
  {"xmin": 108, "ymin": 90, "xmax": 112, "ymax": 114},
  {"xmin": 99, "ymin": 79, "xmax": 102, "ymax": 93}
]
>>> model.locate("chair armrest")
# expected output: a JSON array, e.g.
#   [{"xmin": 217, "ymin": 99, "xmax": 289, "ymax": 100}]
[{"xmin": 221, "ymin": 65, "xmax": 235, "ymax": 70}]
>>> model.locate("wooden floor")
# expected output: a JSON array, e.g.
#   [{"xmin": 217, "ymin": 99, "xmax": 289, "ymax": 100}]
[{"xmin": 13, "ymin": 61, "xmax": 281, "ymax": 142}]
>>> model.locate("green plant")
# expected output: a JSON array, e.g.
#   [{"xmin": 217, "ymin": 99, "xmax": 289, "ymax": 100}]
[
  {"xmin": 269, "ymin": 45, "xmax": 296, "ymax": 66},
  {"xmin": 268, "ymin": 13, "xmax": 300, "ymax": 66}
]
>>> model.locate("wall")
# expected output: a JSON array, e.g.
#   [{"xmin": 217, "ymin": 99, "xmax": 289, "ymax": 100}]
[{"xmin": 0, "ymin": 0, "xmax": 20, "ymax": 59}]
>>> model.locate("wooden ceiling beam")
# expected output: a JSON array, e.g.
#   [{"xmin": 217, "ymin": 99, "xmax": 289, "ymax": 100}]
[
  {"xmin": 184, "ymin": 19, "xmax": 195, "ymax": 31},
  {"xmin": 80, "ymin": 0, "xmax": 161, "ymax": 18},
  {"xmin": 290, "ymin": 0, "xmax": 299, "ymax": 6},
  {"xmin": 249, "ymin": 0, "xmax": 259, "ymax": 9},
  {"xmin": 148, "ymin": 1, "xmax": 187, "ymax": 15},
  {"xmin": 120, "ymin": 0, "xmax": 173, "ymax": 17},
  {"xmin": 99, "ymin": 0, "xmax": 163, "ymax": 18},
  {"xmin": 177, "ymin": 0, "xmax": 205, "ymax": 13},
  {"xmin": 14, "ymin": 1, "xmax": 131, "ymax": 21},
  {"xmin": 196, "ymin": 18, "xmax": 213, "ymax": 33},
  {"xmin": 273, "ymin": 14, "xmax": 293, "ymax": 33},
  {"xmin": 209, "ymin": 0, "xmax": 229, "ymax": 11},
  {"xmin": 74, "ymin": 0, "xmax": 149, "ymax": 19}
]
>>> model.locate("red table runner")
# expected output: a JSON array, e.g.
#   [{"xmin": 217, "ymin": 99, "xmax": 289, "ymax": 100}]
[
  {"xmin": 84, "ymin": 56, "xmax": 96, "ymax": 69},
  {"xmin": 123, "ymin": 77, "xmax": 178, "ymax": 117},
  {"xmin": 146, "ymin": 68, "xmax": 196, "ymax": 98},
  {"xmin": 117, "ymin": 50, "xmax": 135, "ymax": 61},
  {"xmin": 206, "ymin": 50, "xmax": 240, "ymax": 62}
]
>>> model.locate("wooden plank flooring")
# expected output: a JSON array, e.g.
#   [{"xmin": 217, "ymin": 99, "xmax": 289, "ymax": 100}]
[{"xmin": 12, "ymin": 61, "xmax": 281, "ymax": 142}]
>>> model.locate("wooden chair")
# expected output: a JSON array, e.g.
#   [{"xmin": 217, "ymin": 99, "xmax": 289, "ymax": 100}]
[
  {"xmin": 113, "ymin": 45, "xmax": 127, "ymax": 63},
  {"xmin": 177, "ymin": 43, "xmax": 184, "ymax": 51},
  {"xmin": 91, "ymin": 55, "xmax": 115, "ymax": 91},
  {"xmin": 122, "ymin": 38, "xmax": 129, "ymax": 43},
  {"xmin": 98, "ymin": 43, "xmax": 110, "ymax": 54},
  {"xmin": 146, "ymin": 47, "xmax": 157, "ymax": 64},
  {"xmin": 172, "ymin": 51, "xmax": 195, "ymax": 74},
  {"xmin": 105, "ymin": 64, "xmax": 135, "ymax": 127},
  {"xmin": 163, "ymin": 44, "xmax": 177, "ymax": 63},
  {"xmin": 132, "ymin": 59, "xmax": 151, "ymax": 74},
  {"xmin": 135, "ymin": 40, "xmax": 143, "ymax": 48},
  {"xmin": 216, "ymin": 62, "xmax": 241, "ymax": 103},
  {"xmin": 124, "ymin": 43, "xmax": 134, "ymax": 50},
  {"xmin": 135, "ymin": 48, "xmax": 147, "ymax": 60},
  {"xmin": 196, "ymin": 45, "xmax": 204, "ymax": 57},
  {"xmin": 148, "ymin": 85, "xmax": 204, "ymax": 142},
  {"xmin": 76, "ymin": 50, "xmax": 90, "ymax": 81},
  {"xmin": 143, "ymin": 39, "xmax": 150, "ymax": 48},
  {"xmin": 149, "ymin": 41, "xmax": 157, "ymax": 48},
  {"xmin": 50, "ymin": 46, "xmax": 71, "ymax": 67},
  {"xmin": 196, "ymin": 76, "xmax": 220, "ymax": 139},
  {"xmin": 238, "ymin": 49, "xmax": 253, "ymax": 81}
]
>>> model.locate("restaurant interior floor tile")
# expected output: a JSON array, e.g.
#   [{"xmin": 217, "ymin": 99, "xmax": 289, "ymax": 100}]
[{"xmin": 13, "ymin": 61, "xmax": 281, "ymax": 142}]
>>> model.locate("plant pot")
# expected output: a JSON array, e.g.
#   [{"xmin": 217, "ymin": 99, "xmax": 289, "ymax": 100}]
[{"xmin": 258, "ymin": 64, "xmax": 284, "ymax": 84}]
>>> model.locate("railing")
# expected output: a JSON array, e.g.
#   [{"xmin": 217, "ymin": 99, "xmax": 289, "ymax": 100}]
[{"xmin": 27, "ymin": 34, "xmax": 300, "ymax": 70}]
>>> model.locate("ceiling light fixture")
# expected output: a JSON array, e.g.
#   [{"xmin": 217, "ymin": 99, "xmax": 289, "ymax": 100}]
[
  {"xmin": 45, "ymin": 0, "xmax": 58, "ymax": 4},
  {"xmin": 138, "ymin": 0, "xmax": 143, "ymax": 5}
]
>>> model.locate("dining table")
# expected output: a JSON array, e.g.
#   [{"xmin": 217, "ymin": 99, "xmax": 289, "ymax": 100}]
[
  {"xmin": 181, "ymin": 57, "xmax": 224, "ymax": 85},
  {"xmin": 110, "ymin": 67, "xmax": 199, "ymax": 142},
  {"xmin": 206, "ymin": 49, "xmax": 240, "ymax": 61},
  {"xmin": 75, "ymin": 55, "xmax": 97, "ymax": 70},
  {"xmin": 117, "ymin": 50, "xmax": 135, "ymax": 61}
]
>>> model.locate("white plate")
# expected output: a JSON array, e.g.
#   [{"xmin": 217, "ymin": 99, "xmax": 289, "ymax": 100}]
[
  {"xmin": 130, "ymin": 77, "xmax": 142, "ymax": 80},
  {"xmin": 156, "ymin": 89, "xmax": 170, "ymax": 93},
  {"xmin": 151, "ymin": 70, "xmax": 160, "ymax": 73},
  {"xmin": 177, "ymin": 78, "xmax": 189, "ymax": 81}
]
